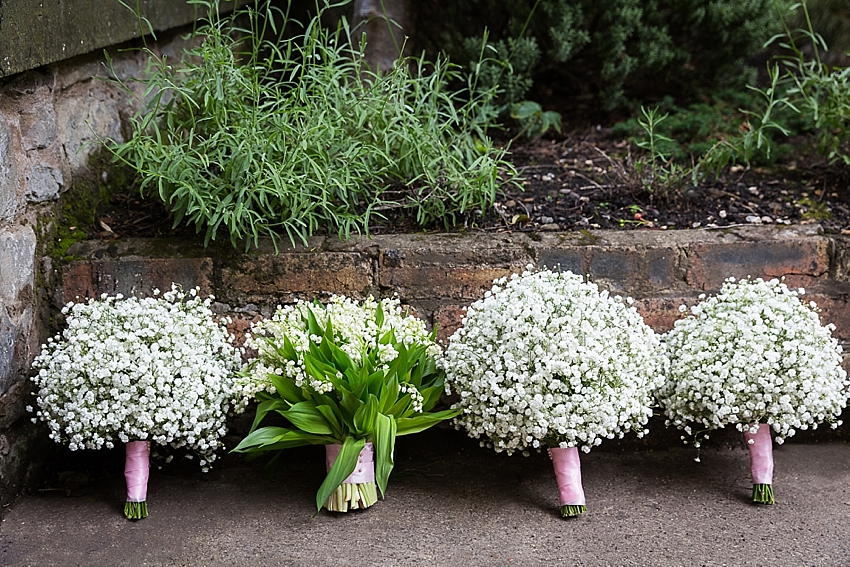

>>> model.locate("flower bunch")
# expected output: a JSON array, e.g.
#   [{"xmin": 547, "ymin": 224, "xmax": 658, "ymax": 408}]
[
  {"xmin": 234, "ymin": 295, "xmax": 440, "ymax": 409},
  {"xmin": 443, "ymin": 267, "xmax": 667, "ymax": 455},
  {"xmin": 234, "ymin": 295, "xmax": 456, "ymax": 513},
  {"xmin": 31, "ymin": 286, "xmax": 242, "ymax": 471},
  {"xmin": 659, "ymin": 277, "xmax": 849, "ymax": 444}
]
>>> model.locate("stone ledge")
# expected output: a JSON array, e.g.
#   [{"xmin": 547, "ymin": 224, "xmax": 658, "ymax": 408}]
[{"xmin": 61, "ymin": 226, "xmax": 850, "ymax": 351}]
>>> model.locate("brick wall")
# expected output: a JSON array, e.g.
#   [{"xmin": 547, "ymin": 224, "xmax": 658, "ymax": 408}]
[{"xmin": 61, "ymin": 226, "xmax": 850, "ymax": 354}]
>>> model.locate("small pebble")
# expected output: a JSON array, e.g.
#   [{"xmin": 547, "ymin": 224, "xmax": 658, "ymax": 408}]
[
  {"xmin": 746, "ymin": 215, "xmax": 762, "ymax": 224},
  {"xmin": 747, "ymin": 186, "xmax": 759, "ymax": 194},
  {"xmin": 761, "ymin": 216, "xmax": 773, "ymax": 224},
  {"xmin": 540, "ymin": 223, "xmax": 561, "ymax": 231},
  {"xmin": 718, "ymin": 210, "xmax": 727, "ymax": 218},
  {"xmin": 539, "ymin": 216, "xmax": 555, "ymax": 225},
  {"xmin": 692, "ymin": 221, "xmax": 701, "ymax": 228}
]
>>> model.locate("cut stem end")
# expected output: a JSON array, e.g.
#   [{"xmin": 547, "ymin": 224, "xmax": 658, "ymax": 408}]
[
  {"xmin": 559, "ymin": 504, "xmax": 587, "ymax": 518},
  {"xmin": 752, "ymin": 483, "xmax": 775, "ymax": 505},
  {"xmin": 124, "ymin": 501, "xmax": 149, "ymax": 520},
  {"xmin": 324, "ymin": 482, "xmax": 378, "ymax": 513}
]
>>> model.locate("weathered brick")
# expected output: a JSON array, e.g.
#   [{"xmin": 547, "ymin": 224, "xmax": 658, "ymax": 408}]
[
  {"xmin": 60, "ymin": 258, "xmax": 213, "ymax": 303},
  {"xmin": 686, "ymin": 239, "xmax": 829, "ymax": 291},
  {"xmin": 381, "ymin": 266, "xmax": 514, "ymax": 301},
  {"xmin": 432, "ymin": 304, "xmax": 468, "ymax": 344},
  {"xmin": 219, "ymin": 252, "xmax": 374, "ymax": 304},
  {"xmin": 632, "ymin": 296, "xmax": 695, "ymax": 334},
  {"xmin": 805, "ymin": 293, "xmax": 850, "ymax": 342}
]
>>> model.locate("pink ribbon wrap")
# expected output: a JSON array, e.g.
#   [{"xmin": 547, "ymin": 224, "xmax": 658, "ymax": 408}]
[
  {"xmin": 326, "ymin": 442, "xmax": 375, "ymax": 484},
  {"xmin": 549, "ymin": 446, "xmax": 586, "ymax": 506},
  {"xmin": 125, "ymin": 441, "xmax": 150, "ymax": 503},
  {"xmin": 744, "ymin": 424, "xmax": 774, "ymax": 485}
]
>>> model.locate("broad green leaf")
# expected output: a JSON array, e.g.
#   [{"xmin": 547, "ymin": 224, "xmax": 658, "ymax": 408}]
[
  {"xmin": 375, "ymin": 300, "xmax": 384, "ymax": 328},
  {"xmin": 282, "ymin": 401, "xmax": 334, "ymax": 435},
  {"xmin": 388, "ymin": 393, "xmax": 412, "ymax": 417},
  {"xmin": 270, "ymin": 374, "xmax": 306, "ymax": 404},
  {"xmin": 315, "ymin": 403, "xmax": 343, "ymax": 440},
  {"xmin": 395, "ymin": 409, "xmax": 459, "ymax": 436},
  {"xmin": 305, "ymin": 306, "xmax": 324, "ymax": 336},
  {"xmin": 379, "ymin": 374, "xmax": 400, "ymax": 414},
  {"xmin": 232, "ymin": 426, "xmax": 329, "ymax": 452},
  {"xmin": 249, "ymin": 398, "xmax": 290, "ymax": 434},
  {"xmin": 354, "ymin": 394, "xmax": 379, "ymax": 436},
  {"xmin": 511, "ymin": 100, "xmax": 542, "ymax": 120},
  {"xmin": 373, "ymin": 412, "xmax": 396, "ymax": 497},
  {"xmin": 315, "ymin": 436, "xmax": 365, "ymax": 511}
]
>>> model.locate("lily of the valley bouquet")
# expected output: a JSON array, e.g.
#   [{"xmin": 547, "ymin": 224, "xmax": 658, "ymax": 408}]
[
  {"xmin": 233, "ymin": 295, "xmax": 457, "ymax": 513},
  {"xmin": 659, "ymin": 277, "xmax": 849, "ymax": 504},
  {"xmin": 443, "ymin": 267, "xmax": 667, "ymax": 517},
  {"xmin": 30, "ymin": 286, "xmax": 242, "ymax": 519}
]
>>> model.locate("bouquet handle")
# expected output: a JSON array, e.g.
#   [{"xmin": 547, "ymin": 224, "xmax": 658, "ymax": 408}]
[
  {"xmin": 124, "ymin": 441, "xmax": 150, "ymax": 519},
  {"xmin": 744, "ymin": 424, "xmax": 774, "ymax": 504},
  {"xmin": 549, "ymin": 446, "xmax": 587, "ymax": 517}
]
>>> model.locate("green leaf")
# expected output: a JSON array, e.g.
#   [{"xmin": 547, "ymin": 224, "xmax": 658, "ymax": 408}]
[
  {"xmin": 249, "ymin": 398, "xmax": 290, "ymax": 434},
  {"xmin": 269, "ymin": 374, "xmax": 306, "ymax": 404},
  {"xmin": 353, "ymin": 394, "xmax": 379, "ymax": 436},
  {"xmin": 373, "ymin": 412, "xmax": 396, "ymax": 497},
  {"xmin": 281, "ymin": 401, "xmax": 334, "ymax": 435},
  {"xmin": 315, "ymin": 436, "xmax": 365, "ymax": 511},
  {"xmin": 379, "ymin": 374, "xmax": 400, "ymax": 414},
  {"xmin": 511, "ymin": 100, "xmax": 542, "ymax": 120},
  {"xmin": 315, "ymin": 403, "xmax": 344, "ymax": 440},
  {"xmin": 232, "ymin": 426, "xmax": 328, "ymax": 452},
  {"xmin": 395, "ymin": 409, "xmax": 459, "ymax": 436}
]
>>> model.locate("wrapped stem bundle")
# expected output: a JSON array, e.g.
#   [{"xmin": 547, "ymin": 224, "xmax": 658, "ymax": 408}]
[
  {"xmin": 744, "ymin": 424, "xmax": 775, "ymax": 504},
  {"xmin": 549, "ymin": 447, "xmax": 587, "ymax": 517},
  {"xmin": 124, "ymin": 441, "xmax": 150, "ymax": 520},
  {"xmin": 324, "ymin": 443, "xmax": 378, "ymax": 512}
]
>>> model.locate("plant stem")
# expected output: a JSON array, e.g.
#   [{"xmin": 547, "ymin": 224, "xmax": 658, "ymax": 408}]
[
  {"xmin": 324, "ymin": 482, "xmax": 379, "ymax": 512},
  {"xmin": 753, "ymin": 483, "xmax": 775, "ymax": 505},
  {"xmin": 124, "ymin": 501, "xmax": 149, "ymax": 520},
  {"xmin": 560, "ymin": 504, "xmax": 587, "ymax": 518}
]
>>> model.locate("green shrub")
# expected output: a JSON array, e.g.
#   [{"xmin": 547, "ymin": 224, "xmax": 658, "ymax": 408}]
[
  {"xmin": 105, "ymin": 0, "xmax": 515, "ymax": 250},
  {"xmin": 413, "ymin": 0, "xmax": 793, "ymax": 110}
]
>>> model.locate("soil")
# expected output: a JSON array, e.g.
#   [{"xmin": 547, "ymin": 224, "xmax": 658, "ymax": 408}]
[{"xmin": 94, "ymin": 127, "xmax": 850, "ymax": 241}]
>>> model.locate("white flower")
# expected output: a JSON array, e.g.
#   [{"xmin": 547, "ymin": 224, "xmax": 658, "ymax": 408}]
[
  {"xmin": 30, "ymin": 285, "xmax": 242, "ymax": 469},
  {"xmin": 236, "ymin": 295, "xmax": 438, "ymax": 408},
  {"xmin": 442, "ymin": 267, "xmax": 667, "ymax": 455},
  {"xmin": 659, "ymin": 277, "xmax": 849, "ymax": 444}
]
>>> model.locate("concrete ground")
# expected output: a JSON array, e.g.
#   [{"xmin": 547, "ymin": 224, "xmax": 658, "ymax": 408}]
[{"xmin": 1, "ymin": 427, "xmax": 849, "ymax": 567}]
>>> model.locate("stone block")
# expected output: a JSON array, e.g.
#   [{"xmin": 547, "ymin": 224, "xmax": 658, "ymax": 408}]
[
  {"xmin": 0, "ymin": 116, "xmax": 19, "ymax": 222},
  {"xmin": 60, "ymin": 257, "xmax": 214, "ymax": 303},
  {"xmin": 55, "ymin": 83, "xmax": 123, "ymax": 172},
  {"xmin": 686, "ymin": 239, "xmax": 829, "ymax": 291},
  {"xmin": 381, "ymin": 266, "xmax": 514, "ymax": 301},
  {"xmin": 24, "ymin": 163, "xmax": 63, "ymax": 203},
  {"xmin": 219, "ymin": 252, "xmax": 375, "ymax": 305},
  {"xmin": 19, "ymin": 98, "xmax": 57, "ymax": 152},
  {"xmin": 0, "ymin": 226, "xmax": 36, "ymax": 308}
]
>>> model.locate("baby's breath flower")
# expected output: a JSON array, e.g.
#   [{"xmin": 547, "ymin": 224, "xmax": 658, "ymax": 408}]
[
  {"xmin": 659, "ymin": 277, "xmax": 849, "ymax": 444},
  {"xmin": 443, "ymin": 267, "xmax": 667, "ymax": 455},
  {"xmin": 30, "ymin": 285, "xmax": 242, "ymax": 469}
]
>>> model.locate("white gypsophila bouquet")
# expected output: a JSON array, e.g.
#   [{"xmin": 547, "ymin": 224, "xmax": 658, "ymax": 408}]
[
  {"xmin": 443, "ymin": 267, "xmax": 668, "ymax": 455},
  {"xmin": 234, "ymin": 295, "xmax": 440, "ymax": 409},
  {"xmin": 659, "ymin": 277, "xmax": 849, "ymax": 444},
  {"xmin": 30, "ymin": 286, "xmax": 242, "ymax": 471}
]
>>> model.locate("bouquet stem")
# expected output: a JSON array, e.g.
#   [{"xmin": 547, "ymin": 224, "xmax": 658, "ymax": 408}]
[
  {"xmin": 324, "ymin": 442, "xmax": 377, "ymax": 512},
  {"xmin": 744, "ymin": 424, "xmax": 774, "ymax": 505},
  {"xmin": 549, "ymin": 446, "xmax": 587, "ymax": 518},
  {"xmin": 124, "ymin": 441, "xmax": 150, "ymax": 520}
]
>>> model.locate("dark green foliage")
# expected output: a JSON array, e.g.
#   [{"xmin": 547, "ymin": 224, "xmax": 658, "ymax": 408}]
[{"xmin": 413, "ymin": 0, "xmax": 793, "ymax": 110}]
